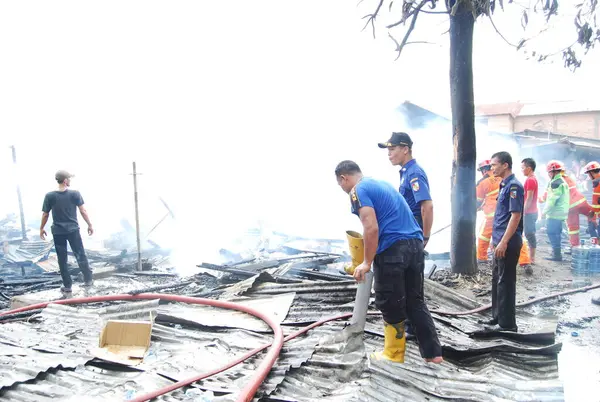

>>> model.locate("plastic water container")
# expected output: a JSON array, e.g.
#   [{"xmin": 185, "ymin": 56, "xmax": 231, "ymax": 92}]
[
  {"xmin": 588, "ymin": 244, "xmax": 600, "ymax": 273},
  {"xmin": 571, "ymin": 241, "xmax": 589, "ymax": 276}
]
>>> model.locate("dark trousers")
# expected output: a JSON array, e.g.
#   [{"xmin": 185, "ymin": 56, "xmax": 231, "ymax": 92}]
[
  {"xmin": 546, "ymin": 219, "xmax": 563, "ymax": 250},
  {"xmin": 54, "ymin": 231, "xmax": 92, "ymax": 288},
  {"xmin": 405, "ymin": 214, "xmax": 424, "ymax": 335},
  {"xmin": 373, "ymin": 239, "xmax": 442, "ymax": 358},
  {"xmin": 491, "ymin": 239, "xmax": 521, "ymax": 329},
  {"xmin": 524, "ymin": 213, "xmax": 537, "ymax": 248}
]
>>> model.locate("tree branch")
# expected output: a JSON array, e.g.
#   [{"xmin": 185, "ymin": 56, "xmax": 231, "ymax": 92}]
[
  {"xmin": 387, "ymin": 0, "xmax": 433, "ymax": 28},
  {"xmin": 362, "ymin": 0, "xmax": 385, "ymax": 38},
  {"xmin": 488, "ymin": 13, "xmax": 520, "ymax": 48},
  {"xmin": 406, "ymin": 40, "xmax": 439, "ymax": 45},
  {"xmin": 388, "ymin": 3, "xmax": 425, "ymax": 60}
]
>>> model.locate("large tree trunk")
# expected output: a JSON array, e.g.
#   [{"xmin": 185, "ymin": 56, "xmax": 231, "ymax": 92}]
[{"xmin": 449, "ymin": 3, "xmax": 477, "ymax": 274}]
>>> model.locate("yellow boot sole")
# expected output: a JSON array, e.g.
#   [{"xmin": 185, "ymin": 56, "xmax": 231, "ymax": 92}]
[{"xmin": 370, "ymin": 350, "xmax": 405, "ymax": 363}]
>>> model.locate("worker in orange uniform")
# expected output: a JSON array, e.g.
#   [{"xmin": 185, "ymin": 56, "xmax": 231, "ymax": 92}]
[
  {"xmin": 540, "ymin": 161, "xmax": 597, "ymax": 246},
  {"xmin": 584, "ymin": 161, "xmax": 600, "ymax": 235},
  {"xmin": 476, "ymin": 160, "xmax": 531, "ymax": 269}
]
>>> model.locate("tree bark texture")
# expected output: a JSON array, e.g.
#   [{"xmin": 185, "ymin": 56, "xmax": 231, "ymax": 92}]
[{"xmin": 449, "ymin": 4, "xmax": 477, "ymax": 274}]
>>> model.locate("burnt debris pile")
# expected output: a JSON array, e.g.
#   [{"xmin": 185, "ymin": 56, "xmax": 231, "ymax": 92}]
[{"xmin": 0, "ymin": 229, "xmax": 566, "ymax": 401}]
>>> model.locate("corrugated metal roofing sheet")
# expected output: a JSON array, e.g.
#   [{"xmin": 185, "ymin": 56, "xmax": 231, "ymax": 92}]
[
  {"xmin": 0, "ymin": 273, "xmax": 565, "ymax": 401},
  {"xmin": 3, "ymin": 241, "xmax": 53, "ymax": 264},
  {"xmin": 0, "ymin": 363, "xmax": 180, "ymax": 401},
  {"xmin": 268, "ymin": 326, "xmax": 563, "ymax": 402}
]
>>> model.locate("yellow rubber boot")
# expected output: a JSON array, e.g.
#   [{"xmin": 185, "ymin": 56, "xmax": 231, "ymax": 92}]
[
  {"xmin": 345, "ymin": 230, "xmax": 364, "ymax": 275},
  {"xmin": 370, "ymin": 321, "xmax": 406, "ymax": 363}
]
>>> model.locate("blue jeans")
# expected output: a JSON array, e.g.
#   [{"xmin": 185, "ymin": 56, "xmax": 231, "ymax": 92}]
[
  {"xmin": 54, "ymin": 230, "xmax": 93, "ymax": 288},
  {"xmin": 546, "ymin": 219, "xmax": 563, "ymax": 250},
  {"xmin": 524, "ymin": 213, "xmax": 538, "ymax": 248}
]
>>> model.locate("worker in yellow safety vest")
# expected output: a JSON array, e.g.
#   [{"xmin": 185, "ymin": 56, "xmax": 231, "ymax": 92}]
[{"xmin": 539, "ymin": 161, "xmax": 597, "ymax": 246}]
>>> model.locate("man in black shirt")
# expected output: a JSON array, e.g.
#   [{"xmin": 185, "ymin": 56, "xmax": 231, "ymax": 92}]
[{"xmin": 40, "ymin": 170, "xmax": 94, "ymax": 293}]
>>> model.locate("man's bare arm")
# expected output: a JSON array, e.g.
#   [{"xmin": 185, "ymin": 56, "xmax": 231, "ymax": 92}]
[
  {"xmin": 358, "ymin": 206, "xmax": 379, "ymax": 266},
  {"xmin": 40, "ymin": 212, "xmax": 50, "ymax": 240},
  {"xmin": 40, "ymin": 212, "xmax": 49, "ymax": 231},
  {"xmin": 524, "ymin": 190, "xmax": 534, "ymax": 212},
  {"xmin": 78, "ymin": 205, "xmax": 93, "ymax": 234},
  {"xmin": 420, "ymin": 200, "xmax": 433, "ymax": 240}
]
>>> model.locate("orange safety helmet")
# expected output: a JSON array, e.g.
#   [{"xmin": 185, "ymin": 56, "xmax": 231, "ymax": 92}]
[
  {"xmin": 478, "ymin": 159, "xmax": 491, "ymax": 171},
  {"xmin": 584, "ymin": 161, "xmax": 600, "ymax": 173},
  {"xmin": 546, "ymin": 160, "xmax": 565, "ymax": 173}
]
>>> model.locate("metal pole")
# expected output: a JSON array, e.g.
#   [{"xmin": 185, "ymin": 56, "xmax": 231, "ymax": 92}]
[
  {"xmin": 350, "ymin": 270, "xmax": 374, "ymax": 331},
  {"xmin": 10, "ymin": 146, "xmax": 27, "ymax": 240},
  {"xmin": 132, "ymin": 162, "xmax": 142, "ymax": 271}
]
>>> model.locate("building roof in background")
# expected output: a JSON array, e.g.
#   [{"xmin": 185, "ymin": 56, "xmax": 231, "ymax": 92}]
[
  {"xmin": 514, "ymin": 130, "xmax": 600, "ymax": 147},
  {"xmin": 476, "ymin": 102, "xmax": 524, "ymax": 118},
  {"xmin": 477, "ymin": 100, "xmax": 600, "ymax": 118}
]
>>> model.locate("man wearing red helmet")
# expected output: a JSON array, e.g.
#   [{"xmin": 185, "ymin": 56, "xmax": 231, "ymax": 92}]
[
  {"xmin": 540, "ymin": 161, "xmax": 570, "ymax": 261},
  {"xmin": 584, "ymin": 161, "xmax": 600, "ymax": 223},
  {"xmin": 541, "ymin": 161, "xmax": 598, "ymax": 247}
]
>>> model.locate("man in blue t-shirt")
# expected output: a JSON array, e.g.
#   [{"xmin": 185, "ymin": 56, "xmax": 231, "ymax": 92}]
[{"xmin": 335, "ymin": 160, "xmax": 442, "ymax": 365}]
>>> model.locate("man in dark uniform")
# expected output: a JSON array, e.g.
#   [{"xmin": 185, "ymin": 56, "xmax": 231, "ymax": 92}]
[
  {"xmin": 335, "ymin": 160, "xmax": 443, "ymax": 364},
  {"xmin": 379, "ymin": 132, "xmax": 433, "ymax": 338},
  {"xmin": 482, "ymin": 152, "xmax": 524, "ymax": 332},
  {"xmin": 378, "ymin": 132, "xmax": 433, "ymax": 247}
]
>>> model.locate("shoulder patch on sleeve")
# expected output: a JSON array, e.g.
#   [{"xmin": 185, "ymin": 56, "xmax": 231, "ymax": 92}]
[
  {"xmin": 412, "ymin": 180, "xmax": 420, "ymax": 192},
  {"xmin": 350, "ymin": 187, "xmax": 361, "ymax": 211},
  {"xmin": 410, "ymin": 177, "xmax": 419, "ymax": 183}
]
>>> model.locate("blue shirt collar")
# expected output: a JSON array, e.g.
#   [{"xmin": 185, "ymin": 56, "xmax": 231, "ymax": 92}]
[
  {"xmin": 500, "ymin": 173, "xmax": 515, "ymax": 187},
  {"xmin": 400, "ymin": 159, "xmax": 417, "ymax": 172}
]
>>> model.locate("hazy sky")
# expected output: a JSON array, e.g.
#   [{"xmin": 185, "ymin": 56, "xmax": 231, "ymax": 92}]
[{"xmin": 1, "ymin": 1, "xmax": 597, "ymax": 265}]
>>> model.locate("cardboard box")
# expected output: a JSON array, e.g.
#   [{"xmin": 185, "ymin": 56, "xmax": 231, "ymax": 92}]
[{"xmin": 93, "ymin": 319, "xmax": 153, "ymax": 366}]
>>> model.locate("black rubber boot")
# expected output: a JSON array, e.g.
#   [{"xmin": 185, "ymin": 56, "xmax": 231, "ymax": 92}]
[
  {"xmin": 545, "ymin": 248, "xmax": 562, "ymax": 262},
  {"xmin": 485, "ymin": 324, "xmax": 518, "ymax": 332},
  {"xmin": 478, "ymin": 318, "xmax": 498, "ymax": 325}
]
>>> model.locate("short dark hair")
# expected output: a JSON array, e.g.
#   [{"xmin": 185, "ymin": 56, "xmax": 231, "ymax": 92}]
[
  {"xmin": 335, "ymin": 160, "xmax": 362, "ymax": 177},
  {"xmin": 492, "ymin": 151, "xmax": 512, "ymax": 169},
  {"xmin": 521, "ymin": 158, "xmax": 536, "ymax": 172}
]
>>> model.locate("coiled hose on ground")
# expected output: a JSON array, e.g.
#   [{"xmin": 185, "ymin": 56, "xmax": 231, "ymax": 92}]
[{"xmin": 0, "ymin": 294, "xmax": 286, "ymax": 402}]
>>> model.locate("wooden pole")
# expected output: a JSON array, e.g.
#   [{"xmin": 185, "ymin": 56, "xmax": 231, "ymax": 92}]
[
  {"xmin": 10, "ymin": 146, "xmax": 27, "ymax": 241},
  {"xmin": 132, "ymin": 162, "xmax": 142, "ymax": 271},
  {"xmin": 449, "ymin": 2, "xmax": 477, "ymax": 274}
]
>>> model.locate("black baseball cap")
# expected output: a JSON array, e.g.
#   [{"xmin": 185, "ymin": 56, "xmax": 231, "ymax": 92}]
[
  {"xmin": 377, "ymin": 132, "xmax": 413, "ymax": 149},
  {"xmin": 55, "ymin": 170, "xmax": 74, "ymax": 182}
]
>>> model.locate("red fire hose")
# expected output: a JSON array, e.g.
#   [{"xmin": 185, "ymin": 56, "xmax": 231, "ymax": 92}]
[
  {"xmin": 3, "ymin": 281, "xmax": 599, "ymax": 400},
  {"xmin": 0, "ymin": 294, "xmax": 285, "ymax": 402}
]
